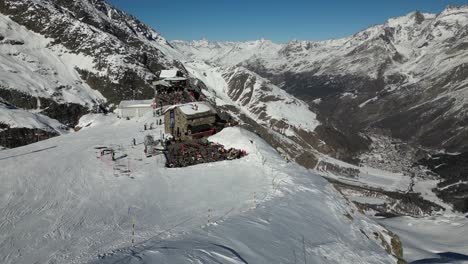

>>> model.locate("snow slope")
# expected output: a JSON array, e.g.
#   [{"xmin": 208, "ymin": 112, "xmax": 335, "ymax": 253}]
[
  {"xmin": 0, "ymin": 113, "xmax": 396, "ymax": 264},
  {"xmin": 378, "ymin": 214, "xmax": 468, "ymax": 263},
  {"xmin": 185, "ymin": 61, "xmax": 320, "ymax": 133},
  {"xmin": 0, "ymin": 14, "xmax": 104, "ymax": 106}
]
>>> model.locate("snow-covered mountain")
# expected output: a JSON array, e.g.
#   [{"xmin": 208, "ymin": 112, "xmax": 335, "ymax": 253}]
[
  {"xmin": 0, "ymin": 0, "xmax": 186, "ymax": 105},
  {"xmin": 0, "ymin": 14, "xmax": 103, "ymax": 106},
  {"xmin": 1, "ymin": 0, "xmax": 467, "ymax": 262},
  {"xmin": 173, "ymin": 6, "xmax": 468, "ymax": 153},
  {"xmin": 172, "ymin": 38, "xmax": 283, "ymax": 67},
  {"xmin": 0, "ymin": 0, "xmax": 189, "ymax": 147},
  {"xmin": 186, "ymin": 62, "xmax": 320, "ymax": 131},
  {"xmin": 173, "ymin": 6, "xmax": 468, "ymax": 222}
]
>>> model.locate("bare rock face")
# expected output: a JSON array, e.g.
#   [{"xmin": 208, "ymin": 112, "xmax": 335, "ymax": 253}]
[
  {"xmin": 40, "ymin": 103, "xmax": 89, "ymax": 128},
  {"xmin": 0, "ymin": 88, "xmax": 88, "ymax": 128},
  {"xmin": 0, "ymin": 126, "xmax": 59, "ymax": 148}
]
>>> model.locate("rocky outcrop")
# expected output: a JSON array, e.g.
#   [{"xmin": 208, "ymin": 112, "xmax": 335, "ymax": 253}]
[
  {"xmin": 0, "ymin": 88, "xmax": 88, "ymax": 127},
  {"xmin": 40, "ymin": 103, "xmax": 88, "ymax": 128},
  {"xmin": 0, "ymin": 126, "xmax": 58, "ymax": 148},
  {"xmin": 418, "ymin": 152, "xmax": 468, "ymax": 213},
  {"xmin": 77, "ymin": 69, "xmax": 156, "ymax": 105}
]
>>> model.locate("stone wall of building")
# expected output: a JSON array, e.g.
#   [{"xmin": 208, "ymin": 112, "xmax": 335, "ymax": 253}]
[{"xmin": 164, "ymin": 107, "xmax": 216, "ymax": 138}]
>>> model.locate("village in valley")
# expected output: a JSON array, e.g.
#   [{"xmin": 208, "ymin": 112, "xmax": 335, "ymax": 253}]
[{"xmin": 99, "ymin": 68, "xmax": 247, "ymax": 176}]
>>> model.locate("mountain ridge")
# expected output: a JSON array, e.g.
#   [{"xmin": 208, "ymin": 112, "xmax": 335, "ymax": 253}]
[{"xmin": 172, "ymin": 5, "xmax": 468, "ymax": 153}]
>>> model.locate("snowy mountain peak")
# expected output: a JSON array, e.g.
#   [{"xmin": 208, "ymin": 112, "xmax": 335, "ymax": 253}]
[
  {"xmin": 386, "ymin": 10, "xmax": 434, "ymax": 27},
  {"xmin": 441, "ymin": 4, "xmax": 468, "ymax": 15},
  {"xmin": 436, "ymin": 5, "xmax": 468, "ymax": 26}
]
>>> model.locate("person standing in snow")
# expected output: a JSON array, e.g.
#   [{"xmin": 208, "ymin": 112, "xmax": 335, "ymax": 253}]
[
  {"xmin": 112, "ymin": 151, "xmax": 116, "ymax": 161},
  {"xmin": 133, "ymin": 138, "xmax": 136, "ymax": 146}
]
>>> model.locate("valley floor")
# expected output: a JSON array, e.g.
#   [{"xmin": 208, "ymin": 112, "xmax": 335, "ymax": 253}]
[{"xmin": 0, "ymin": 113, "xmax": 394, "ymax": 264}]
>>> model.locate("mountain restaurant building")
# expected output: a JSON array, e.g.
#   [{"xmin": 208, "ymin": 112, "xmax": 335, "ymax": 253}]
[
  {"xmin": 157, "ymin": 69, "xmax": 187, "ymax": 89},
  {"xmin": 164, "ymin": 102, "xmax": 217, "ymax": 140}
]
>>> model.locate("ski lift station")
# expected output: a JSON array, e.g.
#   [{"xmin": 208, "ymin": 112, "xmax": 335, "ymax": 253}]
[{"xmin": 117, "ymin": 100, "xmax": 155, "ymax": 119}]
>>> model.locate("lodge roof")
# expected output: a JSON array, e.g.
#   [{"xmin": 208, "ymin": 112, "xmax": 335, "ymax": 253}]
[
  {"xmin": 163, "ymin": 102, "xmax": 216, "ymax": 118},
  {"xmin": 159, "ymin": 69, "xmax": 179, "ymax": 78}
]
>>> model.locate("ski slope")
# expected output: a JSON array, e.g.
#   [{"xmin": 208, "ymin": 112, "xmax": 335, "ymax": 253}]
[{"xmin": 0, "ymin": 113, "xmax": 396, "ymax": 263}]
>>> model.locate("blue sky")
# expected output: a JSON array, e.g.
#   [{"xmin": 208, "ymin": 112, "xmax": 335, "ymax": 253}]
[{"xmin": 107, "ymin": 0, "xmax": 468, "ymax": 43}]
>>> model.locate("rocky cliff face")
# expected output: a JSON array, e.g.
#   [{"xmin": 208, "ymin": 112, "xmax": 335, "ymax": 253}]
[{"xmin": 419, "ymin": 152, "xmax": 468, "ymax": 212}]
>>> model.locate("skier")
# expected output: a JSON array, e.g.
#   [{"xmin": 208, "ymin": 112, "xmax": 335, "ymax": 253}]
[
  {"xmin": 144, "ymin": 123, "xmax": 147, "ymax": 130},
  {"xmin": 112, "ymin": 151, "xmax": 116, "ymax": 161},
  {"xmin": 133, "ymin": 138, "xmax": 136, "ymax": 146}
]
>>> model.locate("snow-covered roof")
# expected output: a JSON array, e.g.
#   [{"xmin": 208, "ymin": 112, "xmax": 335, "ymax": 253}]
[
  {"xmin": 153, "ymin": 80, "xmax": 171, "ymax": 87},
  {"xmin": 164, "ymin": 77, "xmax": 187, "ymax": 81},
  {"xmin": 178, "ymin": 102, "xmax": 213, "ymax": 116},
  {"xmin": 163, "ymin": 102, "xmax": 215, "ymax": 117},
  {"xmin": 159, "ymin": 69, "xmax": 179, "ymax": 78},
  {"xmin": 118, "ymin": 100, "xmax": 154, "ymax": 108}
]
